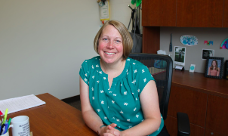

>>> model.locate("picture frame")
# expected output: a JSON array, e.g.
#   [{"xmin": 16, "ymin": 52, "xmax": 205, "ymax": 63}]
[
  {"xmin": 202, "ymin": 49, "xmax": 214, "ymax": 59},
  {"xmin": 205, "ymin": 57, "xmax": 224, "ymax": 79},
  {"xmin": 174, "ymin": 46, "xmax": 186, "ymax": 66}
]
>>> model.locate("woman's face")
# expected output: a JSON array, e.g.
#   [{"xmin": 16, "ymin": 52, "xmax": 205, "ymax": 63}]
[
  {"xmin": 212, "ymin": 60, "xmax": 217, "ymax": 67},
  {"xmin": 98, "ymin": 25, "xmax": 124, "ymax": 64}
]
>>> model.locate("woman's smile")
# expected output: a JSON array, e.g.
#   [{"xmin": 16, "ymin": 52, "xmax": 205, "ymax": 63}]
[{"xmin": 104, "ymin": 51, "xmax": 116, "ymax": 55}]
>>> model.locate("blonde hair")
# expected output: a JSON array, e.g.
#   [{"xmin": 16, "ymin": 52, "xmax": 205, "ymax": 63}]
[{"xmin": 94, "ymin": 20, "xmax": 133, "ymax": 59}]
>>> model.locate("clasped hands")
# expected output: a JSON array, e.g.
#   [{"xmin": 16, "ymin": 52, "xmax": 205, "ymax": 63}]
[{"xmin": 100, "ymin": 123, "xmax": 123, "ymax": 136}]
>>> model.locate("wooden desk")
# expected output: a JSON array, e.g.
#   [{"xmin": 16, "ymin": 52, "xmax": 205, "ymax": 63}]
[
  {"xmin": 7, "ymin": 93, "xmax": 96, "ymax": 136},
  {"xmin": 165, "ymin": 70, "xmax": 228, "ymax": 136},
  {"xmin": 171, "ymin": 70, "xmax": 228, "ymax": 98}
]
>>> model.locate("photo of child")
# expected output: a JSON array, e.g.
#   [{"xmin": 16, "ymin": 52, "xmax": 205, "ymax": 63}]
[{"xmin": 207, "ymin": 59, "xmax": 221, "ymax": 76}]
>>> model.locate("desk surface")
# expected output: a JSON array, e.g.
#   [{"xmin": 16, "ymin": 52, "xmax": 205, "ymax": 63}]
[
  {"xmin": 172, "ymin": 70, "xmax": 228, "ymax": 98},
  {"xmin": 7, "ymin": 93, "xmax": 96, "ymax": 136}
]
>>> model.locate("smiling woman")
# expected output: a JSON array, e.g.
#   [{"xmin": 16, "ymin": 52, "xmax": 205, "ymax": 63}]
[
  {"xmin": 98, "ymin": 25, "xmax": 124, "ymax": 65},
  {"xmin": 94, "ymin": 20, "xmax": 133, "ymax": 60},
  {"xmin": 79, "ymin": 20, "xmax": 169, "ymax": 136}
]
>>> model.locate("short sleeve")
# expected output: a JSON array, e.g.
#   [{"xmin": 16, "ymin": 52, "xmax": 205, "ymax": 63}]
[
  {"xmin": 79, "ymin": 60, "xmax": 90, "ymax": 85},
  {"xmin": 137, "ymin": 65, "xmax": 154, "ymax": 95}
]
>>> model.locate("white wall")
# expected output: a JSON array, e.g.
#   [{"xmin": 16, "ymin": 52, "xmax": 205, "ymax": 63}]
[
  {"xmin": 0, "ymin": 0, "xmax": 100, "ymax": 100},
  {"xmin": 0, "ymin": 0, "xmax": 138, "ymax": 100},
  {"xmin": 110, "ymin": 0, "xmax": 143, "ymax": 33},
  {"xmin": 110, "ymin": 0, "xmax": 133, "ymax": 29},
  {"xmin": 160, "ymin": 27, "xmax": 228, "ymax": 73}
]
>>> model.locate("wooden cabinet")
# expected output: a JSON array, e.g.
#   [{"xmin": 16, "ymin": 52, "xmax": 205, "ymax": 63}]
[
  {"xmin": 206, "ymin": 95, "xmax": 228, "ymax": 135},
  {"xmin": 165, "ymin": 70, "xmax": 228, "ymax": 135},
  {"xmin": 142, "ymin": 0, "xmax": 228, "ymax": 54},
  {"xmin": 142, "ymin": 27, "xmax": 160, "ymax": 54},
  {"xmin": 176, "ymin": 0, "xmax": 223, "ymax": 27},
  {"xmin": 168, "ymin": 85, "xmax": 207, "ymax": 127},
  {"xmin": 142, "ymin": 0, "xmax": 226, "ymax": 27},
  {"xmin": 223, "ymin": 0, "xmax": 228, "ymax": 27},
  {"xmin": 165, "ymin": 116, "xmax": 178, "ymax": 136},
  {"xmin": 205, "ymin": 129, "xmax": 227, "ymax": 136},
  {"xmin": 142, "ymin": 0, "xmax": 176, "ymax": 26},
  {"xmin": 165, "ymin": 115, "xmax": 205, "ymax": 136}
]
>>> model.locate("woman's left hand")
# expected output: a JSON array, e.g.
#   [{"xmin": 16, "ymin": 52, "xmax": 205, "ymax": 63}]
[{"xmin": 106, "ymin": 123, "xmax": 121, "ymax": 136}]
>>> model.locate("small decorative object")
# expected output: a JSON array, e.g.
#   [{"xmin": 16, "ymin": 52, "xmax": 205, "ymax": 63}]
[
  {"xmin": 175, "ymin": 65, "xmax": 184, "ymax": 71},
  {"xmin": 189, "ymin": 64, "xmax": 195, "ymax": 72},
  {"xmin": 220, "ymin": 38, "xmax": 228, "ymax": 49},
  {"xmin": 174, "ymin": 46, "xmax": 186, "ymax": 66},
  {"xmin": 204, "ymin": 41, "xmax": 213, "ymax": 45},
  {"xmin": 169, "ymin": 33, "xmax": 172, "ymax": 52},
  {"xmin": 205, "ymin": 57, "xmax": 224, "ymax": 79},
  {"xmin": 202, "ymin": 49, "xmax": 214, "ymax": 59},
  {"xmin": 180, "ymin": 35, "xmax": 198, "ymax": 46},
  {"xmin": 98, "ymin": 0, "xmax": 110, "ymax": 24},
  {"xmin": 97, "ymin": 0, "xmax": 106, "ymax": 7}
]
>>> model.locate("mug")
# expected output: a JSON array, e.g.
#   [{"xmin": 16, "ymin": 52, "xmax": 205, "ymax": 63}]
[{"xmin": 10, "ymin": 116, "xmax": 30, "ymax": 136}]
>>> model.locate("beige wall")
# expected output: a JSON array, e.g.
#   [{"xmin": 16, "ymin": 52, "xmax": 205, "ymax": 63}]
[
  {"xmin": 0, "ymin": 0, "xmax": 134, "ymax": 100},
  {"xmin": 110, "ymin": 0, "xmax": 135, "ymax": 30},
  {"xmin": 0, "ymin": 0, "xmax": 100, "ymax": 100}
]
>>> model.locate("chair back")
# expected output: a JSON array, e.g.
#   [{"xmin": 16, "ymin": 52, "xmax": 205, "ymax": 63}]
[{"xmin": 129, "ymin": 53, "xmax": 173, "ymax": 120}]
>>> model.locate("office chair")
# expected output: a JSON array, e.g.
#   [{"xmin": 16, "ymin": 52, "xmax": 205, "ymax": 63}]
[{"xmin": 129, "ymin": 53, "xmax": 190, "ymax": 136}]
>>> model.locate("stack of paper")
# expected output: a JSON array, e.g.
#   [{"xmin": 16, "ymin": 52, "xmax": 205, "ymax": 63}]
[{"xmin": 0, "ymin": 94, "xmax": 46, "ymax": 116}]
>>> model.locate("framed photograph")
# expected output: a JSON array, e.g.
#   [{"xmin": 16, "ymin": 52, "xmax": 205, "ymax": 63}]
[
  {"xmin": 174, "ymin": 46, "xmax": 186, "ymax": 66},
  {"xmin": 205, "ymin": 57, "xmax": 224, "ymax": 79},
  {"xmin": 202, "ymin": 49, "xmax": 214, "ymax": 59}
]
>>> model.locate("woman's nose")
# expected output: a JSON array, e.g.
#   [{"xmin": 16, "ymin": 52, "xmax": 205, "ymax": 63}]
[{"xmin": 107, "ymin": 40, "xmax": 114, "ymax": 48}]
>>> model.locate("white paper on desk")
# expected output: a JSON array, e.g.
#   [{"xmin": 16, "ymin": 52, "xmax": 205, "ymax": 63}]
[{"xmin": 0, "ymin": 94, "xmax": 46, "ymax": 116}]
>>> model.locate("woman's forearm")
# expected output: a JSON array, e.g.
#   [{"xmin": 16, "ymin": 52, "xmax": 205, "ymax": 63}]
[
  {"xmin": 82, "ymin": 110, "xmax": 104, "ymax": 134},
  {"xmin": 121, "ymin": 118, "xmax": 161, "ymax": 136}
]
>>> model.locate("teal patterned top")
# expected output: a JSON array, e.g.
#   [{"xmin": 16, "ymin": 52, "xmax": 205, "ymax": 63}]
[{"xmin": 79, "ymin": 56, "xmax": 164, "ymax": 136}]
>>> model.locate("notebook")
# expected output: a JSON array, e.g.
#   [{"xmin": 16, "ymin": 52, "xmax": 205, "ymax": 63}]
[{"xmin": 0, "ymin": 94, "xmax": 46, "ymax": 116}]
